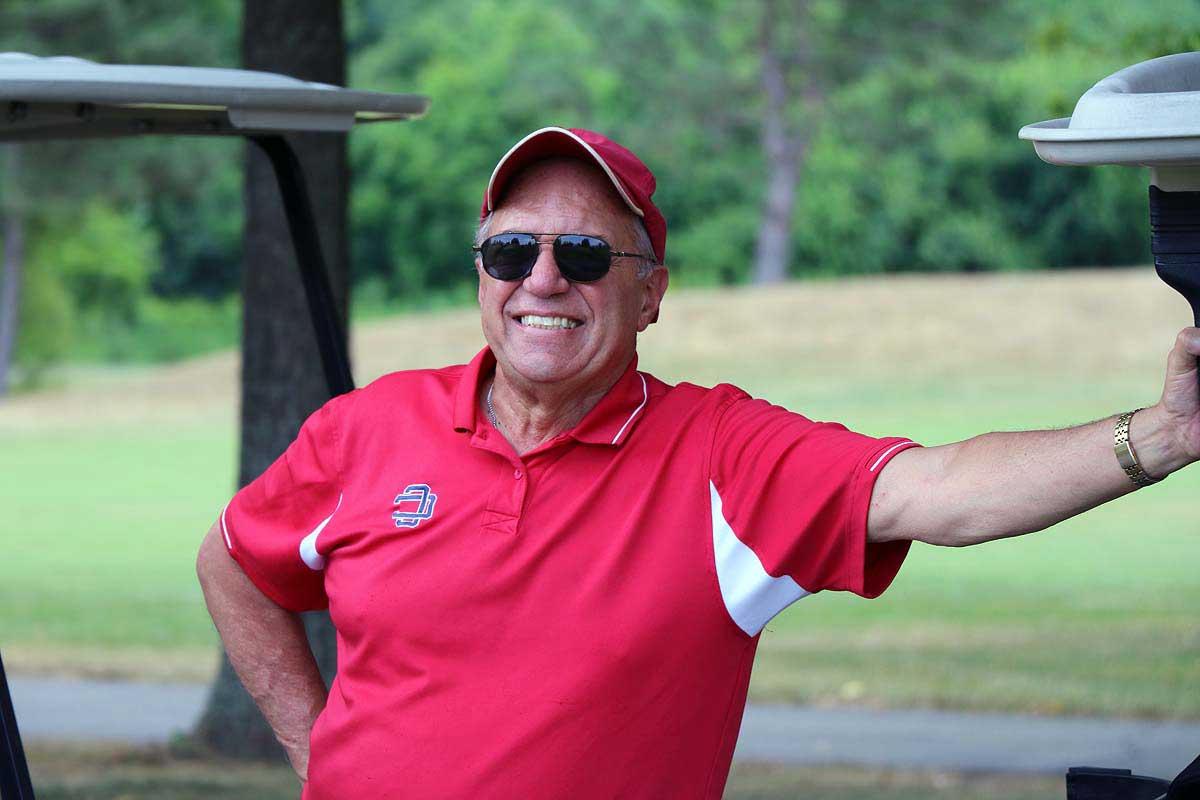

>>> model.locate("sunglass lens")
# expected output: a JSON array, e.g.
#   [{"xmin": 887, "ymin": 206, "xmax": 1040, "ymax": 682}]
[
  {"xmin": 554, "ymin": 235, "xmax": 612, "ymax": 282},
  {"xmin": 481, "ymin": 233, "xmax": 538, "ymax": 280}
]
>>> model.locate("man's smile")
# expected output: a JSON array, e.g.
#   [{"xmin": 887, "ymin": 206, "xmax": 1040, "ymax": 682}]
[{"xmin": 514, "ymin": 313, "xmax": 583, "ymax": 330}]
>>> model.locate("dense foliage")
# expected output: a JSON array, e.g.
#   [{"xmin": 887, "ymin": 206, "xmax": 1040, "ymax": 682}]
[{"xmin": 2, "ymin": 0, "xmax": 1200, "ymax": 371}]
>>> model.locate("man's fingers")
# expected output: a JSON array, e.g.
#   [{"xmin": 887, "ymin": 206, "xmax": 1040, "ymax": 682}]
[
  {"xmin": 1169, "ymin": 327, "xmax": 1200, "ymax": 374},
  {"xmin": 1161, "ymin": 328, "xmax": 1200, "ymax": 420}
]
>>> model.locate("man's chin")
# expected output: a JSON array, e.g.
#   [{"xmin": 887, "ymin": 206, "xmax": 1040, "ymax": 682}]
[{"xmin": 499, "ymin": 352, "xmax": 587, "ymax": 387}]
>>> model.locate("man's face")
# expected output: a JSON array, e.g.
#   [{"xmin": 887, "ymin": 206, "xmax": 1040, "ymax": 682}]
[{"xmin": 477, "ymin": 159, "xmax": 668, "ymax": 392}]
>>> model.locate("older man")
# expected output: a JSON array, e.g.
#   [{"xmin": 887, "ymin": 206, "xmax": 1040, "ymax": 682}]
[{"xmin": 197, "ymin": 127, "xmax": 1200, "ymax": 799}]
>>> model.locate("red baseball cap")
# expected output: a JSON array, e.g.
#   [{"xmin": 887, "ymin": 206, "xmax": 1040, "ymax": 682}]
[{"xmin": 481, "ymin": 126, "xmax": 667, "ymax": 264}]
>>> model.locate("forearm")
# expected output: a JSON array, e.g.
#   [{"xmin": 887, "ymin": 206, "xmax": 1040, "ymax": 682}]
[
  {"xmin": 196, "ymin": 523, "xmax": 327, "ymax": 778},
  {"xmin": 943, "ymin": 406, "xmax": 1187, "ymax": 544},
  {"xmin": 869, "ymin": 329, "xmax": 1200, "ymax": 546}
]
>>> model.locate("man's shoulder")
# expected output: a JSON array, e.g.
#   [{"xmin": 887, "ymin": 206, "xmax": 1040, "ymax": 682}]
[
  {"xmin": 363, "ymin": 363, "xmax": 468, "ymax": 394},
  {"xmin": 321, "ymin": 363, "xmax": 467, "ymax": 420},
  {"xmin": 648, "ymin": 375, "xmax": 751, "ymax": 409},
  {"xmin": 642, "ymin": 375, "xmax": 754, "ymax": 428}
]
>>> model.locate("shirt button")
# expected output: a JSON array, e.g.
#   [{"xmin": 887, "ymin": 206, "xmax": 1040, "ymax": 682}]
[{"xmin": 513, "ymin": 469, "xmax": 523, "ymax": 480}]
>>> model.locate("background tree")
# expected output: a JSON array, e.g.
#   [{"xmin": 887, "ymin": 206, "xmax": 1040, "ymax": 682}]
[
  {"xmin": 752, "ymin": 0, "xmax": 819, "ymax": 284},
  {"xmin": 0, "ymin": 146, "xmax": 25, "ymax": 396},
  {"xmin": 193, "ymin": 0, "xmax": 348, "ymax": 759},
  {"xmin": 0, "ymin": 0, "xmax": 239, "ymax": 391},
  {"xmin": 9, "ymin": 0, "xmax": 1200, "ymax": 384}
]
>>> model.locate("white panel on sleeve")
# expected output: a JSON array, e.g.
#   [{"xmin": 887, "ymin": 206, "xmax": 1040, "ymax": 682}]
[
  {"xmin": 298, "ymin": 493, "xmax": 343, "ymax": 571},
  {"xmin": 711, "ymin": 481, "xmax": 810, "ymax": 636}
]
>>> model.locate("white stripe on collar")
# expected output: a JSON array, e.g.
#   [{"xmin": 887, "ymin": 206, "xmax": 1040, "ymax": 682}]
[{"xmin": 610, "ymin": 372, "xmax": 648, "ymax": 445}]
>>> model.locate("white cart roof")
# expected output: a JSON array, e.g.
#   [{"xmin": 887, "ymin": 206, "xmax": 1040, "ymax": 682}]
[
  {"xmin": 0, "ymin": 52, "xmax": 428, "ymax": 141},
  {"xmin": 1019, "ymin": 52, "xmax": 1200, "ymax": 168}
]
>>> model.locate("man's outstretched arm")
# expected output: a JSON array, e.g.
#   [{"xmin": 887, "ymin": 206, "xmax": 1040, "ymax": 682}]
[
  {"xmin": 196, "ymin": 522, "xmax": 327, "ymax": 780},
  {"xmin": 868, "ymin": 328, "xmax": 1200, "ymax": 546}
]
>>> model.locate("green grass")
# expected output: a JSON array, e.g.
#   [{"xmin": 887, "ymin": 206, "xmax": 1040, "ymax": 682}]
[
  {"xmin": 1, "ymin": 420, "xmax": 233, "ymax": 678},
  {"xmin": 2, "ymin": 270, "xmax": 1198, "ymax": 716},
  {"xmin": 25, "ymin": 744, "xmax": 1064, "ymax": 800}
]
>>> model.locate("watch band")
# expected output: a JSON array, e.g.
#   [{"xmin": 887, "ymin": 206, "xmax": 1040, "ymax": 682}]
[{"xmin": 1114, "ymin": 409, "xmax": 1159, "ymax": 488}]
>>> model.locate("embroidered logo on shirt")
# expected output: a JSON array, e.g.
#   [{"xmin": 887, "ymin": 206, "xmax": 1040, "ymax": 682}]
[{"xmin": 392, "ymin": 484, "xmax": 437, "ymax": 528}]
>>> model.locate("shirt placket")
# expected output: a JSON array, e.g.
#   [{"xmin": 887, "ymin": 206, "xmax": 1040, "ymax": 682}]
[{"xmin": 470, "ymin": 427, "xmax": 529, "ymax": 536}]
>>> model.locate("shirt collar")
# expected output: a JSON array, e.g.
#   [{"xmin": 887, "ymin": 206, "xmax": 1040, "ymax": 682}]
[
  {"xmin": 452, "ymin": 347, "xmax": 495, "ymax": 434},
  {"xmin": 452, "ymin": 347, "xmax": 650, "ymax": 447},
  {"xmin": 568, "ymin": 355, "xmax": 648, "ymax": 446}
]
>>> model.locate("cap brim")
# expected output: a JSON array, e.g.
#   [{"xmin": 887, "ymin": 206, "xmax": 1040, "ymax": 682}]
[{"xmin": 485, "ymin": 126, "xmax": 645, "ymax": 218}]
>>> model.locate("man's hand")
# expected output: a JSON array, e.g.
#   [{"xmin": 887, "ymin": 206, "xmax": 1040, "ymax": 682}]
[
  {"xmin": 867, "ymin": 326, "xmax": 1200, "ymax": 547},
  {"xmin": 1151, "ymin": 326, "xmax": 1200, "ymax": 471}
]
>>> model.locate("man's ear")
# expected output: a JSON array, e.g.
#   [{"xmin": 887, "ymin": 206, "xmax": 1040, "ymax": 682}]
[
  {"xmin": 638, "ymin": 266, "xmax": 669, "ymax": 330},
  {"xmin": 476, "ymin": 260, "xmax": 484, "ymax": 306}
]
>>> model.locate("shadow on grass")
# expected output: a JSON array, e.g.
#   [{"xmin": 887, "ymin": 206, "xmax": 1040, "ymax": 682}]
[{"xmin": 27, "ymin": 743, "xmax": 1065, "ymax": 800}]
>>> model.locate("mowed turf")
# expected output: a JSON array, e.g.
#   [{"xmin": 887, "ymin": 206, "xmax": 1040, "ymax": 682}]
[
  {"xmin": 24, "ymin": 743, "xmax": 1063, "ymax": 800},
  {"xmin": 2, "ymin": 268, "xmax": 1197, "ymax": 715}
]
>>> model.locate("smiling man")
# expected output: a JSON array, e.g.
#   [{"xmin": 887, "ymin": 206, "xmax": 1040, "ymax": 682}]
[
  {"xmin": 474, "ymin": 152, "xmax": 667, "ymax": 455},
  {"xmin": 197, "ymin": 127, "xmax": 1200, "ymax": 799}
]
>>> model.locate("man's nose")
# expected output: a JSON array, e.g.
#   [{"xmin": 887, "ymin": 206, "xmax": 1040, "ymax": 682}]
[{"xmin": 523, "ymin": 241, "xmax": 570, "ymax": 296}]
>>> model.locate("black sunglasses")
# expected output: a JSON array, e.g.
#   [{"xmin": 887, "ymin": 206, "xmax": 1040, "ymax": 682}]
[{"xmin": 471, "ymin": 232, "xmax": 656, "ymax": 283}]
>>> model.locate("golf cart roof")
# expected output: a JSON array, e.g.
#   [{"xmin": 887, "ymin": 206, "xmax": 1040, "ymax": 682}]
[
  {"xmin": 1018, "ymin": 51, "xmax": 1200, "ymax": 169},
  {"xmin": 0, "ymin": 52, "xmax": 428, "ymax": 141}
]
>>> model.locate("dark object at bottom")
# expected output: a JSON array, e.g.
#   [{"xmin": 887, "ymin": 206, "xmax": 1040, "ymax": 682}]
[
  {"xmin": 1068, "ymin": 752, "xmax": 1200, "ymax": 800},
  {"xmin": 1068, "ymin": 767, "xmax": 1168, "ymax": 800},
  {"xmin": 1169, "ymin": 753, "xmax": 1200, "ymax": 798},
  {"xmin": 0, "ymin": 650, "xmax": 35, "ymax": 799}
]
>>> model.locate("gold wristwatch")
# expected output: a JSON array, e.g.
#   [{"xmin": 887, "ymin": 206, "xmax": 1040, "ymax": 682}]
[{"xmin": 1114, "ymin": 409, "xmax": 1159, "ymax": 488}]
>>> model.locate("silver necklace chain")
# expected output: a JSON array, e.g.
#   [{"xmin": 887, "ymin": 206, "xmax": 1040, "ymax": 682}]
[{"xmin": 485, "ymin": 382, "xmax": 501, "ymax": 429}]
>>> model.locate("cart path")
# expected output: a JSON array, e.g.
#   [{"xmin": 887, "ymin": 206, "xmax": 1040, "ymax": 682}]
[{"xmin": 10, "ymin": 677, "xmax": 1200, "ymax": 778}]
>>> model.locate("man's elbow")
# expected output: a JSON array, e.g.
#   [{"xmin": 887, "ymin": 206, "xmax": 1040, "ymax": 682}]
[
  {"xmin": 913, "ymin": 528, "xmax": 983, "ymax": 548},
  {"xmin": 911, "ymin": 514, "xmax": 1033, "ymax": 548},
  {"xmin": 196, "ymin": 520, "xmax": 229, "ymax": 592},
  {"xmin": 878, "ymin": 490, "xmax": 1003, "ymax": 546}
]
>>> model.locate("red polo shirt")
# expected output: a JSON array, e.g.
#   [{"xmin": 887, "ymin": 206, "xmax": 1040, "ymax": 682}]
[{"xmin": 221, "ymin": 347, "xmax": 919, "ymax": 799}]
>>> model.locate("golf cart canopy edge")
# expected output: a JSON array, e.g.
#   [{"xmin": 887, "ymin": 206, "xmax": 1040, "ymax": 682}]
[
  {"xmin": 1018, "ymin": 52, "xmax": 1200, "ymax": 176},
  {"xmin": 0, "ymin": 52, "xmax": 429, "ymax": 139}
]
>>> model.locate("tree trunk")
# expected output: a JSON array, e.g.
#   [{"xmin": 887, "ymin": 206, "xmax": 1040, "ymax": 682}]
[
  {"xmin": 751, "ymin": 0, "xmax": 809, "ymax": 285},
  {"xmin": 0, "ymin": 146, "xmax": 24, "ymax": 398},
  {"xmin": 195, "ymin": 0, "xmax": 348, "ymax": 759}
]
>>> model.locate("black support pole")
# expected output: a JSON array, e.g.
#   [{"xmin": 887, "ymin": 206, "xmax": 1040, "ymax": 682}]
[
  {"xmin": 0, "ymin": 650, "xmax": 35, "ymax": 800},
  {"xmin": 1149, "ymin": 185, "xmax": 1200, "ymax": 393},
  {"xmin": 249, "ymin": 135, "xmax": 355, "ymax": 399}
]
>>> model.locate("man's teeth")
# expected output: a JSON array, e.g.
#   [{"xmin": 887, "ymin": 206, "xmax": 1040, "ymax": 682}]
[{"xmin": 519, "ymin": 315, "xmax": 580, "ymax": 329}]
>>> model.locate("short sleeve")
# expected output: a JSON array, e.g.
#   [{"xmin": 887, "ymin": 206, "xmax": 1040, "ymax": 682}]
[
  {"xmin": 220, "ymin": 399, "xmax": 345, "ymax": 613},
  {"xmin": 709, "ymin": 388, "xmax": 920, "ymax": 622}
]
